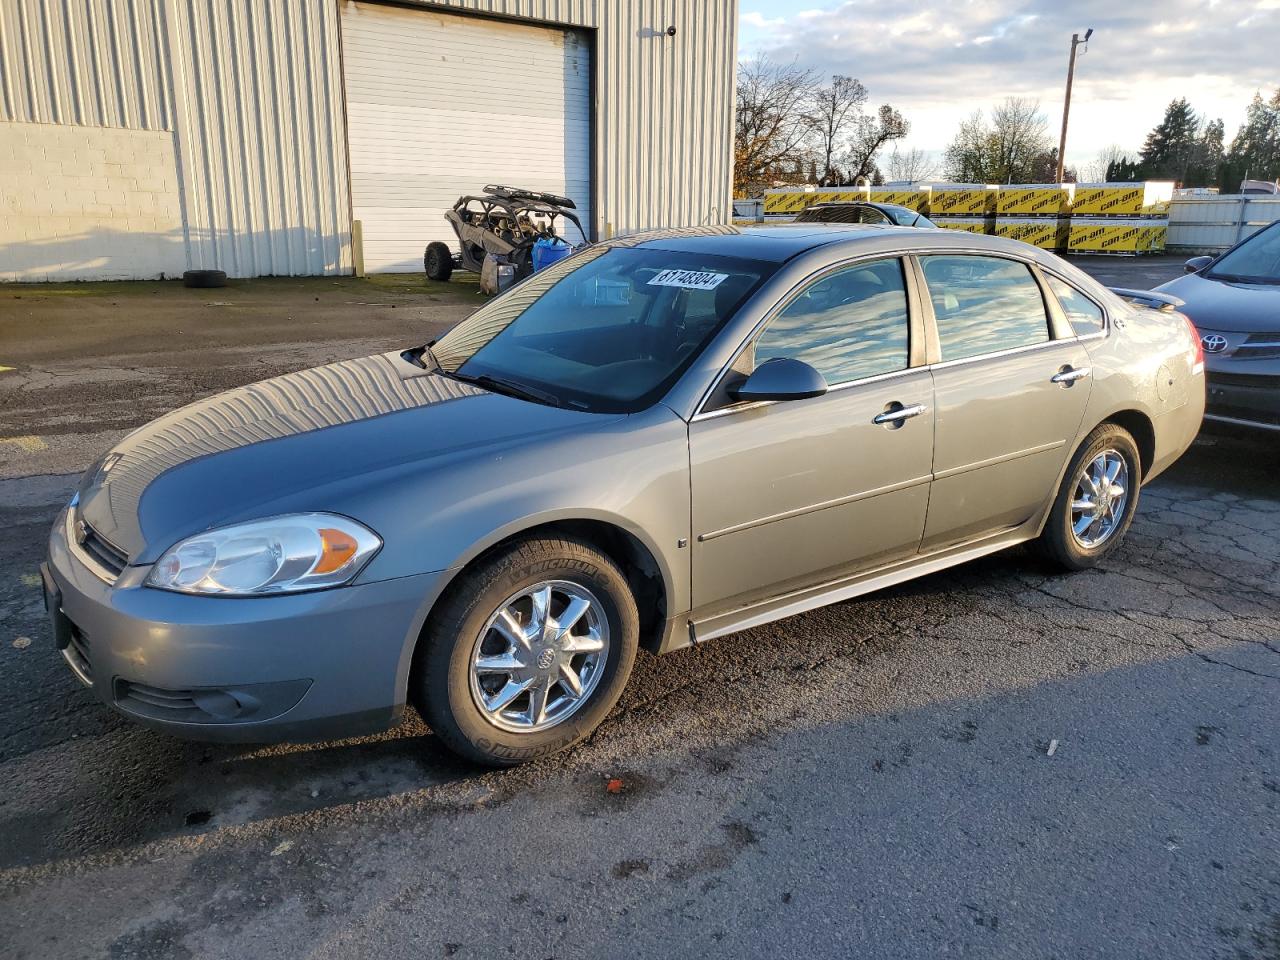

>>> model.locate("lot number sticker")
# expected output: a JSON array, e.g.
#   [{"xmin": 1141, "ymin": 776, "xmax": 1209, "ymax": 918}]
[{"xmin": 647, "ymin": 269, "xmax": 728, "ymax": 290}]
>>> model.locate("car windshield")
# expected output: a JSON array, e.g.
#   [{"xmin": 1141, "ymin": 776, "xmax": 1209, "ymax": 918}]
[
  {"xmin": 430, "ymin": 246, "xmax": 775, "ymax": 413},
  {"xmin": 1207, "ymin": 223, "xmax": 1280, "ymax": 283}
]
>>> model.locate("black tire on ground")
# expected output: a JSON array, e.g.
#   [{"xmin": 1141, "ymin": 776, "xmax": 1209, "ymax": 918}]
[
  {"xmin": 424, "ymin": 242, "xmax": 454, "ymax": 282},
  {"xmin": 182, "ymin": 269, "xmax": 227, "ymax": 288},
  {"xmin": 1034, "ymin": 422, "xmax": 1143, "ymax": 571},
  {"xmin": 413, "ymin": 536, "xmax": 639, "ymax": 767}
]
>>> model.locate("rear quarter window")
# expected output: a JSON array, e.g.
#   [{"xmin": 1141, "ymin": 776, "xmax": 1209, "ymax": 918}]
[{"xmin": 1047, "ymin": 276, "xmax": 1106, "ymax": 336}]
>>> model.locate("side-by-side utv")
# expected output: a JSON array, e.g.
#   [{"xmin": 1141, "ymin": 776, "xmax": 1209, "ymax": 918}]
[{"xmin": 424, "ymin": 184, "xmax": 587, "ymax": 286}]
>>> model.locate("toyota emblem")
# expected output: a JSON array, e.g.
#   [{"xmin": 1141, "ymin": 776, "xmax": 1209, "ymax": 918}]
[{"xmin": 1201, "ymin": 334, "xmax": 1228, "ymax": 354}]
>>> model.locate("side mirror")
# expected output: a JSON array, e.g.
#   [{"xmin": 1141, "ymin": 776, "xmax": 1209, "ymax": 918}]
[
  {"xmin": 730, "ymin": 358, "xmax": 828, "ymax": 403},
  {"xmin": 1184, "ymin": 255, "xmax": 1213, "ymax": 274}
]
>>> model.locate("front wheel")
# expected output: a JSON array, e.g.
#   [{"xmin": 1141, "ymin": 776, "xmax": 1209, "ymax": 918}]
[
  {"xmin": 414, "ymin": 536, "xmax": 639, "ymax": 766},
  {"xmin": 1035, "ymin": 423, "xmax": 1142, "ymax": 570}
]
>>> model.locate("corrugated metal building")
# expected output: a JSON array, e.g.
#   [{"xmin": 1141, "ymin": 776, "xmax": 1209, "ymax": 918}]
[{"xmin": 0, "ymin": 0, "xmax": 737, "ymax": 281}]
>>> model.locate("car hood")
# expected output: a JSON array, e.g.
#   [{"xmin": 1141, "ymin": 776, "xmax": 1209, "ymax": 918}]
[
  {"xmin": 1155, "ymin": 272, "xmax": 1280, "ymax": 332},
  {"xmin": 76, "ymin": 351, "xmax": 608, "ymax": 563}
]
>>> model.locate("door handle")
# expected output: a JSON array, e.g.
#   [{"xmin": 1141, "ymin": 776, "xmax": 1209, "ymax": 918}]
[
  {"xmin": 1050, "ymin": 365, "xmax": 1092, "ymax": 385},
  {"xmin": 872, "ymin": 403, "xmax": 927, "ymax": 425}
]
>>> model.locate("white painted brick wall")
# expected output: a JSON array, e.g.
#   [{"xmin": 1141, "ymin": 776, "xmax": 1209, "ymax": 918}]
[{"xmin": 0, "ymin": 121, "xmax": 187, "ymax": 282}]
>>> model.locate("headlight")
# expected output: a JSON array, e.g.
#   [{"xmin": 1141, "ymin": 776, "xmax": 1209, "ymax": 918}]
[{"xmin": 146, "ymin": 513, "xmax": 381, "ymax": 596}]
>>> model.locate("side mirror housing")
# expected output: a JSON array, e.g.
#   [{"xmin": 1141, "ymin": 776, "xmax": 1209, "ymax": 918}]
[
  {"xmin": 730, "ymin": 358, "xmax": 828, "ymax": 403},
  {"xmin": 1184, "ymin": 255, "xmax": 1213, "ymax": 274}
]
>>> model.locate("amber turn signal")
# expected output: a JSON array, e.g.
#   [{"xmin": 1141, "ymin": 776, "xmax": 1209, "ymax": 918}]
[{"xmin": 314, "ymin": 528, "xmax": 360, "ymax": 574}]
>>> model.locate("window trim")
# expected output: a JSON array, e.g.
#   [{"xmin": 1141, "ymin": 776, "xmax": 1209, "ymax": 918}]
[{"xmin": 691, "ymin": 253, "xmax": 926, "ymax": 420}]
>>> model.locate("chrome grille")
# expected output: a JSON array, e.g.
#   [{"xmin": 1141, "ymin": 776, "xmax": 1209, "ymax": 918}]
[
  {"xmin": 69, "ymin": 511, "xmax": 129, "ymax": 582},
  {"xmin": 79, "ymin": 523, "xmax": 128, "ymax": 575}
]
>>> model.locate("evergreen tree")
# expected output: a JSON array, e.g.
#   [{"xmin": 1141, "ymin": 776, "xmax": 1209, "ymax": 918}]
[
  {"xmin": 1187, "ymin": 118, "xmax": 1226, "ymax": 187},
  {"xmin": 1139, "ymin": 98, "xmax": 1202, "ymax": 183},
  {"xmin": 1105, "ymin": 155, "xmax": 1142, "ymax": 182},
  {"xmin": 1225, "ymin": 89, "xmax": 1280, "ymax": 187}
]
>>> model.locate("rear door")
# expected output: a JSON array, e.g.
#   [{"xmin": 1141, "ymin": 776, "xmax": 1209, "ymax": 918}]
[
  {"xmin": 689, "ymin": 257, "xmax": 934, "ymax": 611},
  {"xmin": 916, "ymin": 254, "xmax": 1092, "ymax": 550}
]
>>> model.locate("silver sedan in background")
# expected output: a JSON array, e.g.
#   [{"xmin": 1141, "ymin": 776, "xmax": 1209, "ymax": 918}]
[{"xmin": 42, "ymin": 225, "xmax": 1204, "ymax": 765}]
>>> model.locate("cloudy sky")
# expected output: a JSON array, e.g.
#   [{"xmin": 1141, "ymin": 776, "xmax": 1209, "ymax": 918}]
[{"xmin": 738, "ymin": 0, "xmax": 1279, "ymax": 175}]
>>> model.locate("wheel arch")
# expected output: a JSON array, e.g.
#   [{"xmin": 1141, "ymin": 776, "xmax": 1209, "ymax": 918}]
[
  {"xmin": 416, "ymin": 513, "xmax": 674, "ymax": 665},
  {"xmin": 1099, "ymin": 408, "xmax": 1156, "ymax": 480}
]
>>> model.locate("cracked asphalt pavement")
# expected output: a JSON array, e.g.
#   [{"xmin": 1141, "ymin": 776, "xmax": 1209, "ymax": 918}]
[{"xmin": 1, "ymin": 260, "xmax": 1278, "ymax": 959}]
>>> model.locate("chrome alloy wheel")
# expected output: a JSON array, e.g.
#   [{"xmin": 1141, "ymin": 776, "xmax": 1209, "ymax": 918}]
[
  {"xmin": 1070, "ymin": 449, "xmax": 1130, "ymax": 549},
  {"xmin": 468, "ymin": 580, "xmax": 610, "ymax": 733}
]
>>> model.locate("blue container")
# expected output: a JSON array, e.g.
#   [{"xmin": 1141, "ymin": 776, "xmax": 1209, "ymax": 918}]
[{"xmin": 532, "ymin": 237, "xmax": 572, "ymax": 272}]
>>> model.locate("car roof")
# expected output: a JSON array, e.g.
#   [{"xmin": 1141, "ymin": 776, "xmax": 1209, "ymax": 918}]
[
  {"xmin": 607, "ymin": 224, "xmax": 887, "ymax": 262},
  {"xmin": 605, "ymin": 223, "xmax": 1043, "ymax": 264}
]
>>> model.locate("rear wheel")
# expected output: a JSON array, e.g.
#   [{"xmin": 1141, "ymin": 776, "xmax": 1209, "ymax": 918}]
[
  {"xmin": 424, "ymin": 242, "xmax": 453, "ymax": 281},
  {"xmin": 414, "ymin": 536, "xmax": 638, "ymax": 766},
  {"xmin": 1035, "ymin": 423, "xmax": 1142, "ymax": 570}
]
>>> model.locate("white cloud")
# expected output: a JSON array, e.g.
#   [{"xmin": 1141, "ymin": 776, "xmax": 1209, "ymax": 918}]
[
  {"xmin": 741, "ymin": 11, "xmax": 785, "ymax": 29},
  {"xmin": 738, "ymin": 0, "xmax": 1277, "ymax": 167}
]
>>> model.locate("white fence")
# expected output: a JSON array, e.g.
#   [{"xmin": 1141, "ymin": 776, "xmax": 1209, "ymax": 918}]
[{"xmin": 1167, "ymin": 196, "xmax": 1280, "ymax": 251}]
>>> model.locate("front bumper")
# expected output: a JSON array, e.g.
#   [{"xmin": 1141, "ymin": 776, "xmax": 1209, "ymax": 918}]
[
  {"xmin": 44, "ymin": 506, "xmax": 446, "ymax": 743},
  {"xmin": 1205, "ymin": 370, "xmax": 1280, "ymax": 431}
]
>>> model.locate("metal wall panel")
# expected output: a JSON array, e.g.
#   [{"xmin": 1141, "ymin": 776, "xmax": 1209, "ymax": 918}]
[
  {"xmin": 1168, "ymin": 196, "xmax": 1280, "ymax": 251},
  {"xmin": 167, "ymin": 0, "xmax": 351, "ymax": 275},
  {"xmin": 0, "ymin": 0, "xmax": 172, "ymax": 129}
]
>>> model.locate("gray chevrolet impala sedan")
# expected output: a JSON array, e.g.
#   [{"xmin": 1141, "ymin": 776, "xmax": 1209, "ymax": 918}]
[{"xmin": 42, "ymin": 226, "xmax": 1205, "ymax": 765}]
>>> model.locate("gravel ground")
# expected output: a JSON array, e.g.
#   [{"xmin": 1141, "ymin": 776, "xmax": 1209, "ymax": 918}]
[{"xmin": 2, "ymin": 256, "xmax": 1277, "ymax": 960}]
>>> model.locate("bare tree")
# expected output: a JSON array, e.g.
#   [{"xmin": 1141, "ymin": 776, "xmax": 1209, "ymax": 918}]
[
  {"xmin": 734, "ymin": 56, "xmax": 819, "ymax": 197},
  {"xmin": 988, "ymin": 97, "xmax": 1051, "ymax": 182},
  {"xmin": 885, "ymin": 146, "xmax": 938, "ymax": 182},
  {"xmin": 842, "ymin": 105, "xmax": 910, "ymax": 182},
  {"xmin": 1083, "ymin": 144, "xmax": 1131, "ymax": 183},
  {"xmin": 808, "ymin": 75, "xmax": 868, "ymax": 186},
  {"xmin": 944, "ymin": 98, "xmax": 1053, "ymax": 183}
]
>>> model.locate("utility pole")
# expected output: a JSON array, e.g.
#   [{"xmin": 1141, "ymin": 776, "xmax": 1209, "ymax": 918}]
[{"xmin": 1056, "ymin": 28, "xmax": 1093, "ymax": 183}]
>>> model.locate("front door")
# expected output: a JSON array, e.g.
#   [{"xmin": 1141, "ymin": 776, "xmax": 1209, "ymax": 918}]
[
  {"xmin": 916, "ymin": 254, "xmax": 1093, "ymax": 550},
  {"xmin": 689, "ymin": 257, "xmax": 934, "ymax": 612}
]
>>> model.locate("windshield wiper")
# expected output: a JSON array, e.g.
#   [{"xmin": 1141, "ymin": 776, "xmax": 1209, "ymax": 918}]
[
  {"xmin": 1208, "ymin": 272, "xmax": 1278, "ymax": 285},
  {"xmin": 444, "ymin": 371, "xmax": 565, "ymax": 408}
]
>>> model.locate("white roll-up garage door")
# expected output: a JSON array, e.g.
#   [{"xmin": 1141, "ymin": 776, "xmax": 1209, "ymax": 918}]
[{"xmin": 341, "ymin": 4, "xmax": 593, "ymax": 273}]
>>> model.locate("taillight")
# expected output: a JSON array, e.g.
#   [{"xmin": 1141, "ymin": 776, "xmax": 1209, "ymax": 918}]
[{"xmin": 1183, "ymin": 314, "xmax": 1204, "ymax": 374}]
